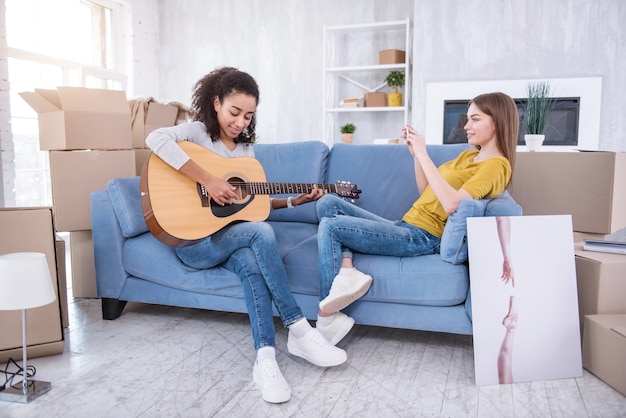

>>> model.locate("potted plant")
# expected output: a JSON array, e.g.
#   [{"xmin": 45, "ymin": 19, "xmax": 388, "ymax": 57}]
[
  {"xmin": 524, "ymin": 81, "xmax": 555, "ymax": 151},
  {"xmin": 385, "ymin": 70, "xmax": 405, "ymax": 107},
  {"xmin": 340, "ymin": 122, "xmax": 356, "ymax": 144}
]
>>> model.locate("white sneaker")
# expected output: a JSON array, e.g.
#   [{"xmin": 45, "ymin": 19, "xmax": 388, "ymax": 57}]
[
  {"xmin": 253, "ymin": 358, "xmax": 291, "ymax": 403},
  {"xmin": 317, "ymin": 312, "xmax": 355, "ymax": 345},
  {"xmin": 319, "ymin": 268, "xmax": 373, "ymax": 314},
  {"xmin": 287, "ymin": 328, "xmax": 347, "ymax": 367}
]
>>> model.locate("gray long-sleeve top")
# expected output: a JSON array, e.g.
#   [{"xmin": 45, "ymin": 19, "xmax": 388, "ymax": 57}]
[{"xmin": 145, "ymin": 121, "xmax": 254, "ymax": 170}]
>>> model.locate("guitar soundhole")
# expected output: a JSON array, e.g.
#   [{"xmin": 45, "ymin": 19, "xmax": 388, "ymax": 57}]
[
  {"xmin": 228, "ymin": 176, "xmax": 250, "ymax": 203},
  {"xmin": 209, "ymin": 175, "xmax": 255, "ymax": 219}
]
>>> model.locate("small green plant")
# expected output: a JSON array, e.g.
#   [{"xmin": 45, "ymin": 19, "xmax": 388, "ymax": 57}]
[
  {"xmin": 525, "ymin": 81, "xmax": 555, "ymax": 135},
  {"xmin": 385, "ymin": 70, "xmax": 405, "ymax": 93},
  {"xmin": 340, "ymin": 122, "xmax": 356, "ymax": 134}
]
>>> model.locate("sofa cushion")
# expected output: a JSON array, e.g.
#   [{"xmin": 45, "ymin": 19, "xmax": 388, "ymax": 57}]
[
  {"xmin": 123, "ymin": 233, "xmax": 243, "ymax": 295},
  {"xmin": 484, "ymin": 190, "xmax": 523, "ymax": 217},
  {"xmin": 268, "ymin": 221, "xmax": 319, "ymax": 259},
  {"xmin": 255, "ymin": 141, "xmax": 329, "ymax": 224},
  {"xmin": 440, "ymin": 198, "xmax": 487, "ymax": 264},
  {"xmin": 282, "ymin": 234, "xmax": 469, "ymax": 307},
  {"xmin": 326, "ymin": 143, "xmax": 472, "ymax": 221},
  {"xmin": 440, "ymin": 191, "xmax": 522, "ymax": 264},
  {"xmin": 107, "ymin": 176, "xmax": 148, "ymax": 238}
]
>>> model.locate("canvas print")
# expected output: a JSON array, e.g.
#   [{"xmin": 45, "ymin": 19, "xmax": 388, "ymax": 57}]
[{"xmin": 467, "ymin": 215, "xmax": 582, "ymax": 386}]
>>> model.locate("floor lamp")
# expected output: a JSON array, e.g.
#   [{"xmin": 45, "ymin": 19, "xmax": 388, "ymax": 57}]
[{"xmin": 0, "ymin": 252, "xmax": 57, "ymax": 403}]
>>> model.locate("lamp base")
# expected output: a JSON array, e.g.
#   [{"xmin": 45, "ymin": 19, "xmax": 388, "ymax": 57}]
[{"xmin": 0, "ymin": 380, "xmax": 51, "ymax": 403}]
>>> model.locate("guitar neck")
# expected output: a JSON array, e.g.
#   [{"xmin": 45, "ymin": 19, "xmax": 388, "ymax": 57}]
[{"xmin": 240, "ymin": 182, "xmax": 337, "ymax": 195}]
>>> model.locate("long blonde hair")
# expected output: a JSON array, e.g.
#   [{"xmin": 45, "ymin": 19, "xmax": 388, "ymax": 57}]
[{"xmin": 469, "ymin": 92, "xmax": 519, "ymax": 185}]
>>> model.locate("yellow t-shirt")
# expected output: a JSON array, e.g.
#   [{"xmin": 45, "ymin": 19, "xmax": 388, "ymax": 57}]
[{"xmin": 402, "ymin": 149, "xmax": 511, "ymax": 238}]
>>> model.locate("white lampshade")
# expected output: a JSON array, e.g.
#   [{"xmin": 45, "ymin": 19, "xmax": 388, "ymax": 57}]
[{"xmin": 0, "ymin": 252, "xmax": 57, "ymax": 311}]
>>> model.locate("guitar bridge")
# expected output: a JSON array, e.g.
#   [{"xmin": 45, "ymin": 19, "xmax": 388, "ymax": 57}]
[{"xmin": 197, "ymin": 183, "xmax": 209, "ymax": 207}]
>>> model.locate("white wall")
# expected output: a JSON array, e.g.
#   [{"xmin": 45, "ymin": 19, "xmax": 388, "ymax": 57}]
[
  {"xmin": 131, "ymin": 0, "xmax": 413, "ymax": 144},
  {"xmin": 128, "ymin": 0, "xmax": 625, "ymax": 151},
  {"xmin": 411, "ymin": 0, "xmax": 625, "ymax": 152},
  {"xmin": 125, "ymin": 0, "xmax": 160, "ymax": 100},
  {"xmin": 0, "ymin": 0, "xmax": 9, "ymax": 205},
  {"xmin": 1, "ymin": 0, "xmax": 623, "ymax": 204}
]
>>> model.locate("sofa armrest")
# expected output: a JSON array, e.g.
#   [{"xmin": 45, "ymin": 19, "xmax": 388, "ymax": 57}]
[{"xmin": 91, "ymin": 189, "xmax": 130, "ymax": 298}]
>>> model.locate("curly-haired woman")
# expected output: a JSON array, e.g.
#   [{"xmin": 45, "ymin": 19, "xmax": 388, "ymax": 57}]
[{"xmin": 146, "ymin": 67, "xmax": 344, "ymax": 404}]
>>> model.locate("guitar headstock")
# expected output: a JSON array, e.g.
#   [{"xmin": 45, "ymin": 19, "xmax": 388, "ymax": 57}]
[{"xmin": 335, "ymin": 181, "xmax": 361, "ymax": 200}]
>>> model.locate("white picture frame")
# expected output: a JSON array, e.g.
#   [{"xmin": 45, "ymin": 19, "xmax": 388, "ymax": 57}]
[{"xmin": 467, "ymin": 215, "xmax": 582, "ymax": 385}]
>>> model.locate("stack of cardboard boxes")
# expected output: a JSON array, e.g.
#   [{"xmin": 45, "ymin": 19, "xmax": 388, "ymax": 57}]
[
  {"xmin": 20, "ymin": 87, "xmax": 137, "ymax": 299},
  {"xmin": 20, "ymin": 87, "xmax": 183, "ymax": 300},
  {"xmin": 129, "ymin": 97, "xmax": 188, "ymax": 175},
  {"xmin": 0, "ymin": 208, "xmax": 65, "ymax": 362},
  {"xmin": 510, "ymin": 151, "xmax": 626, "ymax": 396}
]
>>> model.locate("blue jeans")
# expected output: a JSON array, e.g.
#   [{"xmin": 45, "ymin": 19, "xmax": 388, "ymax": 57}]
[
  {"xmin": 175, "ymin": 222, "xmax": 304, "ymax": 350},
  {"xmin": 316, "ymin": 194, "xmax": 441, "ymax": 300}
]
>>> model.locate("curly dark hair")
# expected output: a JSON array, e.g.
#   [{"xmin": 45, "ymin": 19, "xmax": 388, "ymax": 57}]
[{"xmin": 191, "ymin": 67, "xmax": 260, "ymax": 144}]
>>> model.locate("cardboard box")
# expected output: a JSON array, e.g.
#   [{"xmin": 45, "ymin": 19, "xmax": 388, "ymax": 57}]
[
  {"xmin": 572, "ymin": 231, "xmax": 605, "ymax": 243},
  {"xmin": 170, "ymin": 101, "xmax": 194, "ymax": 125},
  {"xmin": 55, "ymin": 234, "xmax": 69, "ymax": 328},
  {"xmin": 510, "ymin": 152, "xmax": 626, "ymax": 234},
  {"xmin": 69, "ymin": 231, "xmax": 97, "ymax": 298},
  {"xmin": 49, "ymin": 149, "xmax": 136, "ymax": 231},
  {"xmin": 130, "ymin": 100, "xmax": 179, "ymax": 148},
  {"xmin": 0, "ymin": 208, "xmax": 64, "ymax": 363},
  {"xmin": 364, "ymin": 92, "xmax": 386, "ymax": 107},
  {"xmin": 379, "ymin": 49, "xmax": 405, "ymax": 64},
  {"xmin": 134, "ymin": 148, "xmax": 153, "ymax": 176},
  {"xmin": 574, "ymin": 242, "xmax": 626, "ymax": 334},
  {"xmin": 19, "ymin": 86, "xmax": 133, "ymax": 151},
  {"xmin": 582, "ymin": 314, "xmax": 626, "ymax": 396}
]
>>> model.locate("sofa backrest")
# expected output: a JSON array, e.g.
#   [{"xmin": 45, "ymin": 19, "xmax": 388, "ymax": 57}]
[
  {"xmin": 104, "ymin": 141, "xmax": 330, "ymax": 239},
  {"xmin": 104, "ymin": 142, "xmax": 489, "ymax": 239},
  {"xmin": 255, "ymin": 140, "xmax": 330, "ymax": 224},
  {"xmin": 326, "ymin": 143, "xmax": 472, "ymax": 220}
]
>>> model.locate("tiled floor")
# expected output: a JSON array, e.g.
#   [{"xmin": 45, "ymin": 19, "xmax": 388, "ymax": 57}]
[{"xmin": 2, "ymin": 296, "xmax": 625, "ymax": 418}]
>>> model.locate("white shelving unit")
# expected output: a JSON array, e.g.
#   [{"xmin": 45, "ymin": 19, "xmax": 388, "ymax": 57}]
[{"xmin": 322, "ymin": 18, "xmax": 412, "ymax": 146}]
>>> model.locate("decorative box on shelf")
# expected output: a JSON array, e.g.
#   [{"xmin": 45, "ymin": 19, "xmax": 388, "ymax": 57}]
[
  {"xmin": 364, "ymin": 92, "xmax": 387, "ymax": 107},
  {"xmin": 379, "ymin": 49, "xmax": 405, "ymax": 64}
]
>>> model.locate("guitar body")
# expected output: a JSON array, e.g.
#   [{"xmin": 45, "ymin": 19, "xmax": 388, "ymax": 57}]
[{"xmin": 141, "ymin": 141, "xmax": 271, "ymax": 247}]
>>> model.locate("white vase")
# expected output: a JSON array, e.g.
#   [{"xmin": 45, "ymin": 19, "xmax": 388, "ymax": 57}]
[{"xmin": 524, "ymin": 134, "xmax": 545, "ymax": 152}]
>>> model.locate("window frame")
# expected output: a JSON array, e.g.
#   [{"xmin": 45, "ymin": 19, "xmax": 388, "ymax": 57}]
[{"xmin": 4, "ymin": 0, "xmax": 130, "ymax": 207}]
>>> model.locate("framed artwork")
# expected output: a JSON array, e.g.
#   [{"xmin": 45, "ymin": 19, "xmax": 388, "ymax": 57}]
[{"xmin": 467, "ymin": 215, "xmax": 582, "ymax": 385}]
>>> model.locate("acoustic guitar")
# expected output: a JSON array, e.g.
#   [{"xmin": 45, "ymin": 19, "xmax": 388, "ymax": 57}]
[{"xmin": 140, "ymin": 141, "xmax": 361, "ymax": 247}]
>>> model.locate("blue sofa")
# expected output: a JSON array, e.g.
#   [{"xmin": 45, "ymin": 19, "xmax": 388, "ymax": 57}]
[{"xmin": 91, "ymin": 141, "xmax": 521, "ymax": 335}]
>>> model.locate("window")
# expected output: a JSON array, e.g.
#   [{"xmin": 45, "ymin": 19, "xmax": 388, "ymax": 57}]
[{"xmin": 5, "ymin": 0, "xmax": 127, "ymax": 206}]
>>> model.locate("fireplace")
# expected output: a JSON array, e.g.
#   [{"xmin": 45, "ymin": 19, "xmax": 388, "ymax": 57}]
[
  {"xmin": 443, "ymin": 97, "xmax": 580, "ymax": 146},
  {"xmin": 425, "ymin": 78, "xmax": 602, "ymax": 151}
]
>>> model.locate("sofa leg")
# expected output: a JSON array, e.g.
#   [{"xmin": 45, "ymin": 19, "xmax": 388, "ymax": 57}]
[{"xmin": 102, "ymin": 298, "xmax": 127, "ymax": 320}]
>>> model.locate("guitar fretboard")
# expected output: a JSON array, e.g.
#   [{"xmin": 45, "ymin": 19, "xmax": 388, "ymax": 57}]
[{"xmin": 238, "ymin": 182, "xmax": 338, "ymax": 195}]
